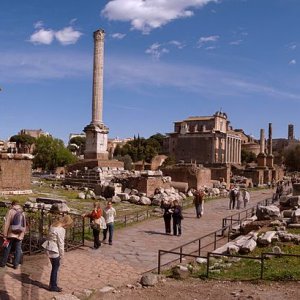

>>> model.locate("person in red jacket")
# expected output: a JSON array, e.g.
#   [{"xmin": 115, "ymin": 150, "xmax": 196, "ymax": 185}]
[{"xmin": 82, "ymin": 202, "xmax": 102, "ymax": 249}]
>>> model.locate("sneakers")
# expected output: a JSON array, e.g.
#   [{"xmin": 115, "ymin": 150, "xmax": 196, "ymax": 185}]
[{"xmin": 49, "ymin": 287, "xmax": 63, "ymax": 292}]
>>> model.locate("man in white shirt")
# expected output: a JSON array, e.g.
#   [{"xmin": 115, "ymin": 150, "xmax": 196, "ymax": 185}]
[{"xmin": 102, "ymin": 201, "xmax": 116, "ymax": 245}]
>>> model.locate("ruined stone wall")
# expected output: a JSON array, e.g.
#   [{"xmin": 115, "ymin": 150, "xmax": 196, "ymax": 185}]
[
  {"xmin": 175, "ymin": 136, "xmax": 213, "ymax": 163},
  {"xmin": 162, "ymin": 166, "xmax": 211, "ymax": 190},
  {"xmin": 210, "ymin": 166, "xmax": 231, "ymax": 188},
  {"xmin": 126, "ymin": 176, "xmax": 171, "ymax": 197},
  {"xmin": 0, "ymin": 155, "xmax": 32, "ymax": 190}
]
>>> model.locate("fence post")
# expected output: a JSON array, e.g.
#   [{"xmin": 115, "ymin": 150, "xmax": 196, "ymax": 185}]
[
  {"xmin": 206, "ymin": 253, "xmax": 210, "ymax": 278},
  {"xmin": 158, "ymin": 250, "xmax": 161, "ymax": 274},
  {"xmin": 198, "ymin": 239, "xmax": 201, "ymax": 256},
  {"xmin": 214, "ymin": 232, "xmax": 217, "ymax": 250},
  {"xmin": 180, "ymin": 247, "xmax": 183, "ymax": 263},
  {"xmin": 261, "ymin": 253, "xmax": 264, "ymax": 279},
  {"xmin": 82, "ymin": 217, "xmax": 85, "ymax": 246}
]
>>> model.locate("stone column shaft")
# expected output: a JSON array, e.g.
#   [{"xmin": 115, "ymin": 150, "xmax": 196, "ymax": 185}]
[
  {"xmin": 268, "ymin": 123, "xmax": 273, "ymax": 155},
  {"xmin": 260, "ymin": 129, "xmax": 265, "ymax": 154},
  {"xmin": 92, "ymin": 29, "xmax": 105, "ymax": 124}
]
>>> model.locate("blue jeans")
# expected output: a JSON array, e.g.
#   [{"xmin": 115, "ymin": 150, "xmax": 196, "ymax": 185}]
[
  {"xmin": 1, "ymin": 238, "xmax": 22, "ymax": 267},
  {"xmin": 103, "ymin": 223, "xmax": 114, "ymax": 243},
  {"xmin": 50, "ymin": 257, "xmax": 60, "ymax": 289}
]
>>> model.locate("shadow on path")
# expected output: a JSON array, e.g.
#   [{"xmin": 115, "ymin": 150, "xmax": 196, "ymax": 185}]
[
  {"xmin": 143, "ymin": 230, "xmax": 168, "ymax": 236},
  {"xmin": 10, "ymin": 272, "xmax": 49, "ymax": 291}
]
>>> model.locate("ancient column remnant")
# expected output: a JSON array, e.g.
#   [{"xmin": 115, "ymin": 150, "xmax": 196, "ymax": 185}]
[
  {"xmin": 260, "ymin": 129, "xmax": 265, "ymax": 154},
  {"xmin": 92, "ymin": 29, "xmax": 105, "ymax": 125},
  {"xmin": 268, "ymin": 123, "xmax": 273, "ymax": 155},
  {"xmin": 288, "ymin": 124, "xmax": 294, "ymax": 140},
  {"xmin": 266, "ymin": 123, "xmax": 274, "ymax": 169},
  {"xmin": 84, "ymin": 29, "xmax": 109, "ymax": 160}
]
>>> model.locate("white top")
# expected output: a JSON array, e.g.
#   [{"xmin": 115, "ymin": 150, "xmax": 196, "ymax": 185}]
[
  {"xmin": 103, "ymin": 207, "xmax": 116, "ymax": 224},
  {"xmin": 42, "ymin": 226, "xmax": 66, "ymax": 258}
]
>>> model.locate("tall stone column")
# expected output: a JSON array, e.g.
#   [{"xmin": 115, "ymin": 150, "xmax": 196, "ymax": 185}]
[
  {"xmin": 257, "ymin": 128, "xmax": 266, "ymax": 168},
  {"xmin": 84, "ymin": 29, "xmax": 109, "ymax": 160},
  {"xmin": 92, "ymin": 29, "xmax": 105, "ymax": 125},
  {"xmin": 267, "ymin": 123, "xmax": 274, "ymax": 168}
]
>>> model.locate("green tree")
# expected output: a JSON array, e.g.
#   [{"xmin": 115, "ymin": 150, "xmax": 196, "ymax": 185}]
[
  {"xmin": 284, "ymin": 145, "xmax": 300, "ymax": 171},
  {"xmin": 115, "ymin": 154, "xmax": 133, "ymax": 170},
  {"xmin": 241, "ymin": 149, "xmax": 257, "ymax": 164},
  {"xmin": 68, "ymin": 136, "xmax": 86, "ymax": 156},
  {"xmin": 10, "ymin": 134, "xmax": 36, "ymax": 153},
  {"xmin": 33, "ymin": 136, "xmax": 77, "ymax": 171}
]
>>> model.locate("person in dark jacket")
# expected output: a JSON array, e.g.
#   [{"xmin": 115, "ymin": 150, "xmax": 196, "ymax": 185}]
[
  {"xmin": 171, "ymin": 200, "xmax": 183, "ymax": 236},
  {"xmin": 160, "ymin": 200, "xmax": 172, "ymax": 234}
]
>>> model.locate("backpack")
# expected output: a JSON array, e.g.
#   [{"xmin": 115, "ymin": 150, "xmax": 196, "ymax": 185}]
[{"xmin": 10, "ymin": 209, "xmax": 26, "ymax": 234}]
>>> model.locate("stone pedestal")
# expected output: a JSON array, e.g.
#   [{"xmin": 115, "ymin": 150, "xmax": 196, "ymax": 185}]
[
  {"xmin": 257, "ymin": 153, "xmax": 267, "ymax": 169},
  {"xmin": 84, "ymin": 123, "xmax": 109, "ymax": 160},
  {"xmin": 266, "ymin": 154, "xmax": 274, "ymax": 169}
]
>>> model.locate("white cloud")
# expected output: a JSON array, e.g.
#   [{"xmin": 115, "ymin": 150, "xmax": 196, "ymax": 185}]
[
  {"xmin": 55, "ymin": 27, "xmax": 82, "ymax": 45},
  {"xmin": 29, "ymin": 28, "xmax": 55, "ymax": 45},
  {"xmin": 229, "ymin": 39, "xmax": 243, "ymax": 46},
  {"xmin": 102, "ymin": 0, "xmax": 218, "ymax": 34},
  {"xmin": 289, "ymin": 59, "xmax": 296, "ymax": 65},
  {"xmin": 111, "ymin": 33, "xmax": 126, "ymax": 39},
  {"xmin": 0, "ymin": 51, "xmax": 91, "ymax": 82},
  {"xmin": 34, "ymin": 21, "xmax": 44, "ymax": 29},
  {"xmin": 169, "ymin": 40, "xmax": 185, "ymax": 49},
  {"xmin": 105, "ymin": 55, "xmax": 300, "ymax": 101},
  {"xmin": 287, "ymin": 43, "xmax": 297, "ymax": 51},
  {"xmin": 29, "ymin": 23, "xmax": 82, "ymax": 46},
  {"xmin": 197, "ymin": 35, "xmax": 219, "ymax": 48},
  {"xmin": 145, "ymin": 43, "xmax": 169, "ymax": 60}
]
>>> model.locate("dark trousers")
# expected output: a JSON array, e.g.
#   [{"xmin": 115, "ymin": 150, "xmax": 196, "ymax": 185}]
[
  {"xmin": 93, "ymin": 228, "xmax": 101, "ymax": 248},
  {"xmin": 49, "ymin": 257, "xmax": 60, "ymax": 289},
  {"xmin": 173, "ymin": 218, "xmax": 182, "ymax": 236},
  {"xmin": 103, "ymin": 223, "xmax": 114, "ymax": 243},
  {"xmin": 1, "ymin": 238, "xmax": 22, "ymax": 268},
  {"xmin": 229, "ymin": 198, "xmax": 236, "ymax": 209},
  {"xmin": 163, "ymin": 215, "xmax": 171, "ymax": 234}
]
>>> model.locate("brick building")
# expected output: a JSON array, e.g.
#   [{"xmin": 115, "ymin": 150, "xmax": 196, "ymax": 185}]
[{"xmin": 165, "ymin": 111, "xmax": 241, "ymax": 164}]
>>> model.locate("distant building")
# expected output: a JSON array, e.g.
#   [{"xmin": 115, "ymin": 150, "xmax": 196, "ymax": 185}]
[
  {"xmin": 19, "ymin": 129, "xmax": 50, "ymax": 139},
  {"xmin": 165, "ymin": 111, "xmax": 242, "ymax": 164},
  {"xmin": 108, "ymin": 137, "xmax": 134, "ymax": 158}
]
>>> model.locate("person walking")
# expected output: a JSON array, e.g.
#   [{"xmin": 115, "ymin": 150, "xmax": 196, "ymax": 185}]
[
  {"xmin": 42, "ymin": 215, "xmax": 73, "ymax": 292},
  {"xmin": 82, "ymin": 202, "xmax": 102, "ymax": 249},
  {"xmin": 229, "ymin": 187, "xmax": 237, "ymax": 209},
  {"xmin": 160, "ymin": 200, "xmax": 172, "ymax": 234},
  {"xmin": 171, "ymin": 200, "xmax": 183, "ymax": 236},
  {"xmin": 0, "ymin": 200, "xmax": 26, "ymax": 269},
  {"xmin": 236, "ymin": 188, "xmax": 243, "ymax": 210},
  {"xmin": 243, "ymin": 189, "xmax": 250, "ymax": 208},
  {"xmin": 193, "ymin": 189, "xmax": 205, "ymax": 218},
  {"xmin": 102, "ymin": 201, "xmax": 116, "ymax": 245}
]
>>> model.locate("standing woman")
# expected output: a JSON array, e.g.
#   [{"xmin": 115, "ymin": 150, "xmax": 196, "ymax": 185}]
[
  {"xmin": 160, "ymin": 200, "xmax": 172, "ymax": 234},
  {"xmin": 171, "ymin": 200, "xmax": 183, "ymax": 236},
  {"xmin": 82, "ymin": 202, "xmax": 102, "ymax": 249},
  {"xmin": 42, "ymin": 215, "xmax": 73, "ymax": 292}
]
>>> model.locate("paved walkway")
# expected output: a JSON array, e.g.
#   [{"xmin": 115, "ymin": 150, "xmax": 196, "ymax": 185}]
[{"xmin": 0, "ymin": 189, "xmax": 274, "ymax": 299}]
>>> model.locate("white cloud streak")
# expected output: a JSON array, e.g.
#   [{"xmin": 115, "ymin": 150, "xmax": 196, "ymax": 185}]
[
  {"xmin": 197, "ymin": 35, "xmax": 219, "ymax": 48},
  {"xmin": 145, "ymin": 43, "xmax": 169, "ymax": 60},
  {"xmin": 289, "ymin": 59, "xmax": 296, "ymax": 65},
  {"xmin": 111, "ymin": 33, "xmax": 126, "ymax": 39},
  {"xmin": 102, "ymin": 0, "xmax": 218, "ymax": 34}
]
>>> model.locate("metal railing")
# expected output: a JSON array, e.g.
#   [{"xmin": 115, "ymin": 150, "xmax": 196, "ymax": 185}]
[
  {"xmin": 0, "ymin": 203, "xmax": 85, "ymax": 255},
  {"xmin": 158, "ymin": 195, "xmax": 278, "ymax": 274}
]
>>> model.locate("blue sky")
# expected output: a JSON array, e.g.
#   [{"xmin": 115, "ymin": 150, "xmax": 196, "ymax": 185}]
[{"xmin": 1, "ymin": 0, "xmax": 300, "ymax": 143}]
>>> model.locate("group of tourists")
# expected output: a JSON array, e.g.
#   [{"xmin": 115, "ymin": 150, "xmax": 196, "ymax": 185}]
[
  {"xmin": 160, "ymin": 199, "xmax": 183, "ymax": 236},
  {"xmin": 228, "ymin": 186, "xmax": 250, "ymax": 210},
  {"xmin": 0, "ymin": 199, "xmax": 116, "ymax": 293}
]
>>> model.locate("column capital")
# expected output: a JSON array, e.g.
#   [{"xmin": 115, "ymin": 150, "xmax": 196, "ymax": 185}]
[{"xmin": 93, "ymin": 29, "xmax": 105, "ymax": 41}]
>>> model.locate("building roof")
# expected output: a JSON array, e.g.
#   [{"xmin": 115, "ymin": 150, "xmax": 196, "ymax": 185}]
[{"xmin": 174, "ymin": 116, "xmax": 214, "ymax": 123}]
